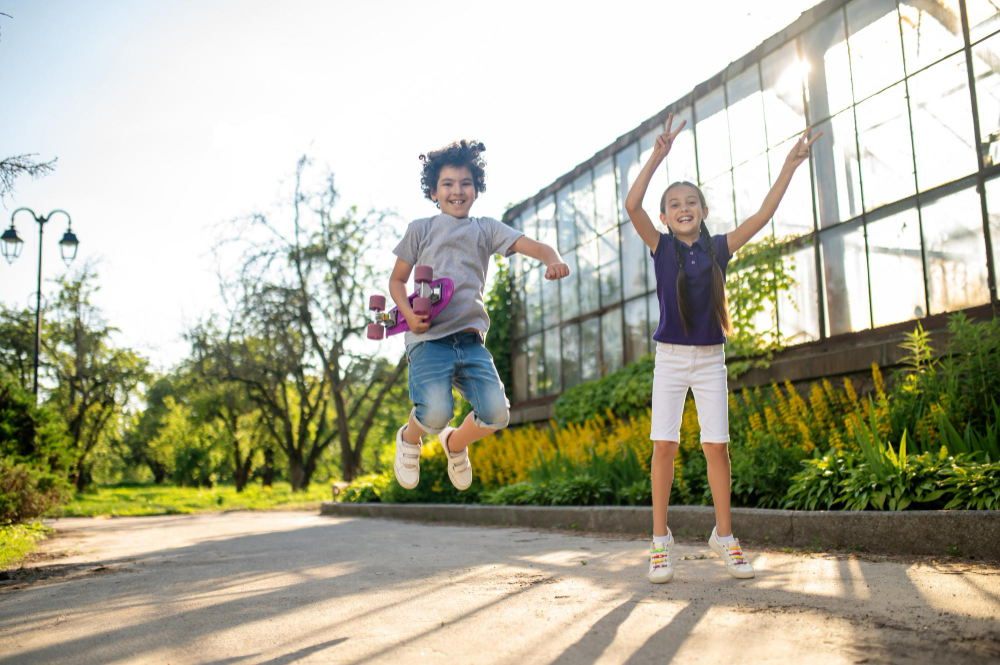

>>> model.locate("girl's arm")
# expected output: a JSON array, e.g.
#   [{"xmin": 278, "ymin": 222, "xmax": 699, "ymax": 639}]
[
  {"xmin": 727, "ymin": 127, "xmax": 822, "ymax": 255},
  {"xmin": 388, "ymin": 257, "xmax": 430, "ymax": 333},
  {"xmin": 510, "ymin": 236, "xmax": 570, "ymax": 280},
  {"xmin": 624, "ymin": 113, "xmax": 686, "ymax": 254}
]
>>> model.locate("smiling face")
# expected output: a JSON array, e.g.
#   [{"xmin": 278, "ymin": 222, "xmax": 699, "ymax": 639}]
[
  {"xmin": 660, "ymin": 183, "xmax": 708, "ymax": 242},
  {"xmin": 431, "ymin": 165, "xmax": 477, "ymax": 218}
]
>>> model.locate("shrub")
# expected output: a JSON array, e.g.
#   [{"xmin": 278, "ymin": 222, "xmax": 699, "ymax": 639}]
[
  {"xmin": 0, "ymin": 460, "xmax": 70, "ymax": 524},
  {"xmin": 939, "ymin": 458, "xmax": 1000, "ymax": 510}
]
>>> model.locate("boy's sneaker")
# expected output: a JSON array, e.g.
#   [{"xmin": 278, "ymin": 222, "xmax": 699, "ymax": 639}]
[
  {"xmin": 439, "ymin": 427, "xmax": 472, "ymax": 490},
  {"xmin": 393, "ymin": 425, "xmax": 420, "ymax": 489},
  {"xmin": 648, "ymin": 539, "xmax": 674, "ymax": 584},
  {"xmin": 709, "ymin": 528, "xmax": 755, "ymax": 579}
]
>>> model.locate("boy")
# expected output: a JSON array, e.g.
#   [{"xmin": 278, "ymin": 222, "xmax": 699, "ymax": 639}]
[{"xmin": 390, "ymin": 139, "xmax": 568, "ymax": 490}]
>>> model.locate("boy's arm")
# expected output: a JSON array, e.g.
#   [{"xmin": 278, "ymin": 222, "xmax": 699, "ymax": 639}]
[
  {"xmin": 510, "ymin": 236, "xmax": 570, "ymax": 280},
  {"xmin": 624, "ymin": 112, "xmax": 686, "ymax": 254},
  {"xmin": 728, "ymin": 127, "xmax": 821, "ymax": 255},
  {"xmin": 388, "ymin": 257, "xmax": 430, "ymax": 334}
]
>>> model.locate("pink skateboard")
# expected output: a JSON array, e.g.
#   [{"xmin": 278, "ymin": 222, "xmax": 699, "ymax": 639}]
[{"xmin": 367, "ymin": 265, "xmax": 454, "ymax": 340}]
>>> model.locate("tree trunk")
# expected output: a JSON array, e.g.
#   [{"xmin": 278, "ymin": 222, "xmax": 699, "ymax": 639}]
[
  {"xmin": 288, "ymin": 451, "xmax": 306, "ymax": 491},
  {"xmin": 261, "ymin": 448, "xmax": 275, "ymax": 487},
  {"xmin": 233, "ymin": 441, "xmax": 253, "ymax": 492}
]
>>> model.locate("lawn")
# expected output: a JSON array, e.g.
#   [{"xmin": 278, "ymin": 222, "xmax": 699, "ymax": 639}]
[
  {"xmin": 0, "ymin": 522, "xmax": 53, "ymax": 569},
  {"xmin": 53, "ymin": 482, "xmax": 333, "ymax": 518}
]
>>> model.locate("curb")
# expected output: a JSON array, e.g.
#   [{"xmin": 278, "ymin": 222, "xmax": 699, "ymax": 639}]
[{"xmin": 320, "ymin": 502, "xmax": 1000, "ymax": 560}]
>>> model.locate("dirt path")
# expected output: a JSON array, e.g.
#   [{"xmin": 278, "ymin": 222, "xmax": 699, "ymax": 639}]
[{"xmin": 1, "ymin": 512, "xmax": 998, "ymax": 664}]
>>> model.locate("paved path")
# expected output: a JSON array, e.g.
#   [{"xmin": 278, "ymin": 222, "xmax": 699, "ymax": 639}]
[{"xmin": 1, "ymin": 512, "xmax": 998, "ymax": 664}]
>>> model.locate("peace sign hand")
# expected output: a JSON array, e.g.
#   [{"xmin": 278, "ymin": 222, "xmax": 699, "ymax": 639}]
[
  {"xmin": 652, "ymin": 112, "xmax": 687, "ymax": 162},
  {"xmin": 784, "ymin": 126, "xmax": 823, "ymax": 171}
]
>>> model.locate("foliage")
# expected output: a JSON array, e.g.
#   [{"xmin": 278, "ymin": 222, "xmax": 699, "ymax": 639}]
[
  {"xmin": 553, "ymin": 357, "xmax": 654, "ymax": 426},
  {"xmin": 484, "ymin": 254, "xmax": 514, "ymax": 401},
  {"xmin": 940, "ymin": 459, "xmax": 1000, "ymax": 510},
  {"xmin": 0, "ymin": 522, "xmax": 52, "ymax": 570},
  {"xmin": 0, "ymin": 460, "xmax": 70, "ymax": 524},
  {"xmin": 55, "ymin": 481, "xmax": 330, "ymax": 517}
]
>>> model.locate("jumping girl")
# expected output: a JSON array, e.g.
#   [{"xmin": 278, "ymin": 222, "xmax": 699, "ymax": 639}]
[{"xmin": 624, "ymin": 114, "xmax": 820, "ymax": 583}]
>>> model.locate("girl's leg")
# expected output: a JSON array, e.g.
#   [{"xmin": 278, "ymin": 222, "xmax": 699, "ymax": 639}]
[
  {"xmin": 701, "ymin": 443, "xmax": 732, "ymax": 536},
  {"xmin": 651, "ymin": 440, "xmax": 679, "ymax": 537}
]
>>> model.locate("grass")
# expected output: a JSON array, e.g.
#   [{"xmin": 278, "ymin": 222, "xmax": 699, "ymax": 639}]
[
  {"xmin": 0, "ymin": 522, "xmax": 53, "ymax": 569},
  {"xmin": 53, "ymin": 482, "xmax": 332, "ymax": 518}
]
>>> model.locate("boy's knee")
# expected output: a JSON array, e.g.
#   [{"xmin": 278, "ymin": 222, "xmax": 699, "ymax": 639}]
[
  {"xmin": 473, "ymin": 404, "xmax": 509, "ymax": 430},
  {"xmin": 414, "ymin": 403, "xmax": 453, "ymax": 434}
]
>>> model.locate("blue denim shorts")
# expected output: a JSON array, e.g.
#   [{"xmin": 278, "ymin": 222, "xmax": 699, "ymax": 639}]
[{"xmin": 406, "ymin": 332, "xmax": 510, "ymax": 434}]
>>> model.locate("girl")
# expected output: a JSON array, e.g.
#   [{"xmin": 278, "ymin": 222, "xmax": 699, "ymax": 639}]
[{"xmin": 624, "ymin": 114, "xmax": 819, "ymax": 583}]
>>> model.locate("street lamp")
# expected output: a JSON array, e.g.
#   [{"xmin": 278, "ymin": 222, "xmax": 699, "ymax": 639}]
[{"xmin": 2, "ymin": 208, "xmax": 79, "ymax": 399}]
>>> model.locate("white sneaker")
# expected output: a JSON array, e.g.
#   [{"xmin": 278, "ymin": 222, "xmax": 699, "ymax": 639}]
[
  {"xmin": 709, "ymin": 528, "xmax": 755, "ymax": 579},
  {"xmin": 393, "ymin": 425, "xmax": 420, "ymax": 489},
  {"xmin": 439, "ymin": 427, "xmax": 472, "ymax": 490},
  {"xmin": 648, "ymin": 539, "xmax": 674, "ymax": 584}
]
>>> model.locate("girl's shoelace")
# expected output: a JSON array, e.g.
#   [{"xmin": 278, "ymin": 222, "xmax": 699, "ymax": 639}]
[
  {"xmin": 651, "ymin": 550, "xmax": 670, "ymax": 570},
  {"xmin": 725, "ymin": 545, "xmax": 747, "ymax": 566}
]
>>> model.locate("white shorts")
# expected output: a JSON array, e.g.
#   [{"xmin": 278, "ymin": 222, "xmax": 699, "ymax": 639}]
[{"xmin": 650, "ymin": 342, "xmax": 730, "ymax": 444}]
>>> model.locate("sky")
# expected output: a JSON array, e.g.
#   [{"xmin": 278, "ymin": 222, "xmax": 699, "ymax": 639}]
[{"xmin": 0, "ymin": 0, "xmax": 823, "ymax": 372}]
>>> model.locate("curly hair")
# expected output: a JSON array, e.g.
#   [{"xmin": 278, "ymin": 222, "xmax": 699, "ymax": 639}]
[{"xmin": 418, "ymin": 139, "xmax": 487, "ymax": 203}]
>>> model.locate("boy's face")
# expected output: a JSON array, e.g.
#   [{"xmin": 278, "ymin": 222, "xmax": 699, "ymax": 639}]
[{"xmin": 431, "ymin": 165, "xmax": 477, "ymax": 218}]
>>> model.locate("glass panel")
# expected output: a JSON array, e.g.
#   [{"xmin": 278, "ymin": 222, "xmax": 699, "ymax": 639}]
[
  {"xmin": 509, "ymin": 214, "xmax": 521, "ymax": 234},
  {"xmin": 524, "ymin": 267, "xmax": 540, "ymax": 334},
  {"xmin": 666, "ymin": 107, "xmax": 698, "ymax": 183},
  {"xmin": 526, "ymin": 333, "xmax": 542, "ymax": 400},
  {"xmin": 646, "ymin": 292, "xmax": 658, "ymax": 353},
  {"xmin": 898, "ymin": 0, "xmax": 964, "ymax": 74},
  {"xmin": 542, "ymin": 266, "xmax": 560, "ymax": 329},
  {"xmin": 921, "ymin": 187, "xmax": 991, "ymax": 314},
  {"xmin": 770, "ymin": 135, "xmax": 816, "ymax": 238},
  {"xmin": 733, "ymin": 153, "xmax": 771, "ymax": 227},
  {"xmin": 855, "ymin": 83, "xmax": 916, "ymax": 212},
  {"xmin": 598, "ymin": 226, "xmax": 622, "ymax": 306},
  {"xmin": 557, "ymin": 184, "xmax": 577, "ymax": 252},
  {"xmin": 727, "ymin": 66, "xmax": 767, "ymax": 166},
  {"xmin": 601, "ymin": 309, "xmax": 624, "ymax": 375},
  {"xmin": 804, "ymin": 9, "xmax": 853, "ymax": 122},
  {"xmin": 560, "ymin": 249, "xmax": 580, "ymax": 321},
  {"xmin": 616, "ymin": 143, "xmax": 641, "ymax": 230},
  {"xmin": 702, "ymin": 172, "xmax": 736, "ymax": 235},
  {"xmin": 696, "ymin": 87, "xmax": 732, "ymax": 180},
  {"xmin": 974, "ymin": 32, "xmax": 1000, "ymax": 168},
  {"xmin": 561, "ymin": 323, "xmax": 581, "ymax": 390},
  {"xmin": 624, "ymin": 297, "xmax": 649, "ymax": 364},
  {"xmin": 543, "ymin": 326, "xmax": 561, "ymax": 396},
  {"xmin": 967, "ymin": 0, "xmax": 1000, "ymax": 44},
  {"xmin": 762, "ymin": 39, "xmax": 808, "ymax": 147},
  {"xmin": 537, "ymin": 195, "xmax": 557, "ymax": 250},
  {"xmin": 581, "ymin": 318, "xmax": 600, "ymax": 382},
  {"xmin": 522, "ymin": 205, "xmax": 538, "ymax": 241},
  {"xmin": 594, "ymin": 158, "xmax": 618, "ymax": 234},
  {"xmin": 574, "ymin": 171, "xmax": 597, "ymax": 244},
  {"xmin": 847, "ymin": 0, "xmax": 905, "ymax": 102},
  {"xmin": 511, "ymin": 271, "xmax": 525, "ymax": 340},
  {"xmin": 578, "ymin": 237, "xmax": 601, "ymax": 314},
  {"xmin": 866, "ymin": 207, "xmax": 926, "ymax": 326},
  {"xmin": 621, "ymin": 222, "xmax": 649, "ymax": 300},
  {"xmin": 778, "ymin": 240, "xmax": 821, "ymax": 343},
  {"xmin": 640, "ymin": 125, "xmax": 669, "ymax": 232},
  {"xmin": 910, "ymin": 53, "xmax": 977, "ymax": 192},
  {"xmin": 513, "ymin": 338, "xmax": 528, "ymax": 403},
  {"xmin": 812, "ymin": 109, "xmax": 862, "ymax": 228},
  {"xmin": 985, "ymin": 177, "xmax": 1000, "ymax": 298},
  {"xmin": 821, "ymin": 221, "xmax": 872, "ymax": 336},
  {"xmin": 646, "ymin": 231, "xmax": 659, "ymax": 292}
]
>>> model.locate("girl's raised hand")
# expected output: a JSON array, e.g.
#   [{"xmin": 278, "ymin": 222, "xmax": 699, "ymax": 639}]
[
  {"xmin": 784, "ymin": 126, "xmax": 822, "ymax": 171},
  {"xmin": 653, "ymin": 112, "xmax": 687, "ymax": 161}
]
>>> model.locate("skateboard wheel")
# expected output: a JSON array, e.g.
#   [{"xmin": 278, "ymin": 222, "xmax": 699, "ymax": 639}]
[
  {"xmin": 413, "ymin": 297, "xmax": 432, "ymax": 316},
  {"xmin": 368, "ymin": 295, "xmax": 386, "ymax": 311},
  {"xmin": 414, "ymin": 265, "xmax": 433, "ymax": 284},
  {"xmin": 367, "ymin": 323, "xmax": 384, "ymax": 340}
]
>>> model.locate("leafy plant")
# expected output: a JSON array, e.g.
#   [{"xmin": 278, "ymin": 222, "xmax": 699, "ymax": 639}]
[{"xmin": 940, "ymin": 459, "xmax": 1000, "ymax": 510}]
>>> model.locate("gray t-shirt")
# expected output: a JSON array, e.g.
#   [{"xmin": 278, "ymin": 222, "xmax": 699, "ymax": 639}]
[{"xmin": 393, "ymin": 213, "xmax": 523, "ymax": 347}]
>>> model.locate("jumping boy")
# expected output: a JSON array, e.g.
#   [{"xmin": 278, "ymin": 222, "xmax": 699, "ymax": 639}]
[{"xmin": 389, "ymin": 140, "xmax": 569, "ymax": 490}]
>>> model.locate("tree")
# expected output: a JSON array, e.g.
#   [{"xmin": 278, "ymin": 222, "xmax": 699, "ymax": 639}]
[
  {"xmin": 0, "ymin": 154, "xmax": 57, "ymax": 205},
  {"xmin": 210, "ymin": 155, "xmax": 405, "ymax": 488},
  {"xmin": 0, "ymin": 304, "xmax": 38, "ymax": 392}
]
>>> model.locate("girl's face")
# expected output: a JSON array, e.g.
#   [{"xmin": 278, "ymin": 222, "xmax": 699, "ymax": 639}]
[
  {"xmin": 432, "ymin": 165, "xmax": 477, "ymax": 218},
  {"xmin": 661, "ymin": 184, "xmax": 707, "ymax": 240}
]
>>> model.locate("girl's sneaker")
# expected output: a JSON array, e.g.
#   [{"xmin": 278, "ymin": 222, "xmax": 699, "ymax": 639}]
[
  {"xmin": 708, "ymin": 528, "xmax": 755, "ymax": 579},
  {"xmin": 648, "ymin": 539, "xmax": 674, "ymax": 583},
  {"xmin": 438, "ymin": 426, "xmax": 472, "ymax": 490},
  {"xmin": 393, "ymin": 425, "xmax": 420, "ymax": 489}
]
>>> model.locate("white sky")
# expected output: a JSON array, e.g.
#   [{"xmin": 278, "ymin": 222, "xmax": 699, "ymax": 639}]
[{"xmin": 0, "ymin": 0, "xmax": 823, "ymax": 372}]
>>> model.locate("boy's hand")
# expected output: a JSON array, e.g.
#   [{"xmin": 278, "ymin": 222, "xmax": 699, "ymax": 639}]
[
  {"xmin": 405, "ymin": 311, "xmax": 431, "ymax": 334},
  {"xmin": 545, "ymin": 262, "xmax": 570, "ymax": 280},
  {"xmin": 653, "ymin": 112, "xmax": 687, "ymax": 162},
  {"xmin": 784, "ymin": 126, "xmax": 822, "ymax": 171}
]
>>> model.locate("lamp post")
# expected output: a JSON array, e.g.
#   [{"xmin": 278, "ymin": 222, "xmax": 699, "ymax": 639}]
[{"xmin": 1, "ymin": 208, "xmax": 79, "ymax": 398}]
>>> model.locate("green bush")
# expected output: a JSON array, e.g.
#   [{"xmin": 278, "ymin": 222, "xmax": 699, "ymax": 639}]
[
  {"xmin": 785, "ymin": 451, "xmax": 854, "ymax": 511},
  {"xmin": 729, "ymin": 437, "xmax": 812, "ymax": 509},
  {"xmin": 0, "ymin": 461, "xmax": 70, "ymax": 524},
  {"xmin": 553, "ymin": 357, "xmax": 654, "ymax": 426},
  {"xmin": 939, "ymin": 459, "xmax": 1000, "ymax": 510}
]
